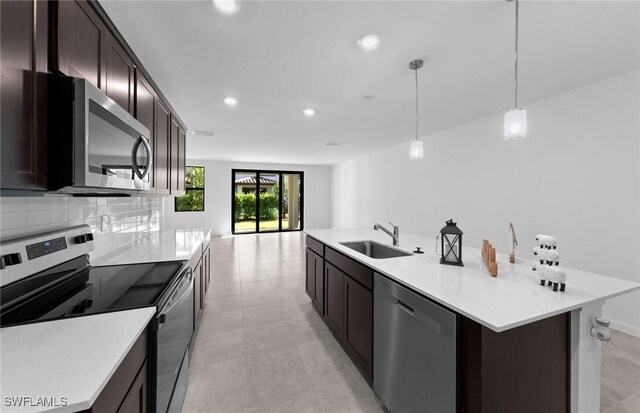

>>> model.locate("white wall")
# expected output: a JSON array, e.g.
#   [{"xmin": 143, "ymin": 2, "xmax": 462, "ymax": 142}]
[
  {"xmin": 162, "ymin": 161, "xmax": 332, "ymax": 235},
  {"xmin": 332, "ymin": 70, "xmax": 640, "ymax": 336}
]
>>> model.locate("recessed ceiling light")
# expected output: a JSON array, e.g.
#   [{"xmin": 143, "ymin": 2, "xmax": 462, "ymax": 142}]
[
  {"xmin": 325, "ymin": 142, "xmax": 342, "ymax": 147},
  {"xmin": 224, "ymin": 97, "xmax": 238, "ymax": 106},
  {"xmin": 362, "ymin": 95, "xmax": 375, "ymax": 101},
  {"xmin": 358, "ymin": 34, "xmax": 379, "ymax": 50},
  {"xmin": 262, "ymin": 152, "xmax": 269, "ymax": 155},
  {"xmin": 191, "ymin": 130, "xmax": 216, "ymax": 137},
  {"xmin": 302, "ymin": 108, "xmax": 315, "ymax": 116},
  {"xmin": 214, "ymin": 0, "xmax": 240, "ymax": 15}
]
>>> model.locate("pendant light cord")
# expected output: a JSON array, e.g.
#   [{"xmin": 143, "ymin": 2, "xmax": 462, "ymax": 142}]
[
  {"xmin": 514, "ymin": 0, "xmax": 519, "ymax": 109},
  {"xmin": 414, "ymin": 65, "xmax": 419, "ymax": 141}
]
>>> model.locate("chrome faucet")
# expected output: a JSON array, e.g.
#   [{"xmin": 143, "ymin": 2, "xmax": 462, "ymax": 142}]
[{"xmin": 374, "ymin": 222, "xmax": 400, "ymax": 246}]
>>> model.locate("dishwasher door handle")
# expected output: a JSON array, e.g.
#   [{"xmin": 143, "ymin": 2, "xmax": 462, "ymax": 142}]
[{"xmin": 396, "ymin": 299, "xmax": 415, "ymax": 315}]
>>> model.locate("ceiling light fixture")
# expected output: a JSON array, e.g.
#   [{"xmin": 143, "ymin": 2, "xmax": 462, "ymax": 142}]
[
  {"xmin": 191, "ymin": 130, "xmax": 216, "ymax": 137},
  {"xmin": 408, "ymin": 59, "xmax": 424, "ymax": 160},
  {"xmin": 504, "ymin": 0, "xmax": 527, "ymax": 140},
  {"xmin": 224, "ymin": 96, "xmax": 238, "ymax": 106},
  {"xmin": 214, "ymin": 0, "xmax": 240, "ymax": 15},
  {"xmin": 358, "ymin": 33, "xmax": 379, "ymax": 50},
  {"xmin": 302, "ymin": 108, "xmax": 315, "ymax": 116}
]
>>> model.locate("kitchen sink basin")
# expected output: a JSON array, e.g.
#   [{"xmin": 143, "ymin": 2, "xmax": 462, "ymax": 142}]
[{"xmin": 339, "ymin": 241, "xmax": 413, "ymax": 259}]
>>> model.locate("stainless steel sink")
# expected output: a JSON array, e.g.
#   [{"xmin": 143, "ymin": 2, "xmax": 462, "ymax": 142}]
[{"xmin": 339, "ymin": 241, "xmax": 413, "ymax": 259}]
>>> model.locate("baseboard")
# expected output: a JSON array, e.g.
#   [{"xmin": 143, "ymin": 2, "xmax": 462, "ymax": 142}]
[{"xmin": 609, "ymin": 319, "xmax": 640, "ymax": 338}]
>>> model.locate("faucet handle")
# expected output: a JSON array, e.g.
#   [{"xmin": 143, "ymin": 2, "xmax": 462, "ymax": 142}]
[{"xmin": 389, "ymin": 221, "xmax": 398, "ymax": 229}]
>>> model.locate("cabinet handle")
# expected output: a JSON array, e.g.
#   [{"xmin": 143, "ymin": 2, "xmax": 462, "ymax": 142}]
[{"xmin": 397, "ymin": 299, "xmax": 415, "ymax": 316}]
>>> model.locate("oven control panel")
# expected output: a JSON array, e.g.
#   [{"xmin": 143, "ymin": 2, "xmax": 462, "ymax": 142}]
[
  {"xmin": 26, "ymin": 236, "xmax": 68, "ymax": 260},
  {"xmin": 0, "ymin": 225, "xmax": 94, "ymax": 288}
]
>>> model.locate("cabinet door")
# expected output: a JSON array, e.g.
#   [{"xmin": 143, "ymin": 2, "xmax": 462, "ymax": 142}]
[
  {"xmin": 135, "ymin": 74, "xmax": 156, "ymax": 191},
  {"xmin": 305, "ymin": 248, "xmax": 316, "ymax": 301},
  {"xmin": 177, "ymin": 126, "xmax": 186, "ymax": 192},
  {"xmin": 344, "ymin": 276, "xmax": 373, "ymax": 377},
  {"xmin": 314, "ymin": 254, "xmax": 324, "ymax": 313},
  {"xmin": 0, "ymin": 0, "xmax": 48, "ymax": 191},
  {"xmin": 194, "ymin": 259, "xmax": 202, "ymax": 328},
  {"xmin": 204, "ymin": 247, "xmax": 211, "ymax": 294},
  {"xmin": 106, "ymin": 33, "xmax": 135, "ymax": 114},
  {"xmin": 54, "ymin": 0, "xmax": 107, "ymax": 89},
  {"xmin": 116, "ymin": 360, "xmax": 149, "ymax": 413},
  {"xmin": 324, "ymin": 263, "xmax": 344, "ymax": 337},
  {"xmin": 169, "ymin": 116, "xmax": 180, "ymax": 194},
  {"xmin": 154, "ymin": 99, "xmax": 171, "ymax": 194}
]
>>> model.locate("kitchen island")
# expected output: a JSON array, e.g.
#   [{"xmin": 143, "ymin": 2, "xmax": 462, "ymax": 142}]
[{"xmin": 305, "ymin": 228, "xmax": 640, "ymax": 413}]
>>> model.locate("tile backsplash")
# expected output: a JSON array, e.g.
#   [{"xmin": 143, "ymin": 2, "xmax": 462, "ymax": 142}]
[{"xmin": 0, "ymin": 196, "xmax": 160, "ymax": 260}]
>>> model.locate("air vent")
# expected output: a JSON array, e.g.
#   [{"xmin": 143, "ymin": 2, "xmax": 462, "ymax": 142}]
[
  {"xmin": 191, "ymin": 130, "xmax": 216, "ymax": 137},
  {"xmin": 325, "ymin": 142, "xmax": 343, "ymax": 147}
]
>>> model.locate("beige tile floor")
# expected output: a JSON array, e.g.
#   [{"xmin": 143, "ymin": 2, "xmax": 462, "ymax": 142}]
[
  {"xmin": 182, "ymin": 232, "xmax": 383, "ymax": 413},
  {"xmin": 183, "ymin": 232, "xmax": 640, "ymax": 413}
]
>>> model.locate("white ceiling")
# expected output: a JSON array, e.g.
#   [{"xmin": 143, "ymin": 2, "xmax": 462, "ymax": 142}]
[{"xmin": 101, "ymin": 0, "xmax": 640, "ymax": 165}]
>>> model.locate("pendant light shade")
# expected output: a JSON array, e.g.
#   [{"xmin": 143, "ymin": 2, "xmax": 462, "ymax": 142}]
[
  {"xmin": 504, "ymin": 108, "xmax": 527, "ymax": 139},
  {"xmin": 504, "ymin": 0, "xmax": 527, "ymax": 140},
  {"xmin": 408, "ymin": 59, "xmax": 424, "ymax": 159},
  {"xmin": 410, "ymin": 139, "xmax": 424, "ymax": 160}
]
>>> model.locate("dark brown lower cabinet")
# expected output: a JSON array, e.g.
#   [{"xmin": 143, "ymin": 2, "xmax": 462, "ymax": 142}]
[
  {"xmin": 194, "ymin": 258, "xmax": 203, "ymax": 328},
  {"xmin": 322, "ymin": 250, "xmax": 372, "ymax": 382},
  {"xmin": 305, "ymin": 248, "xmax": 324, "ymax": 313},
  {"xmin": 84, "ymin": 329, "xmax": 149, "ymax": 413},
  {"xmin": 116, "ymin": 360, "xmax": 149, "ymax": 413},
  {"xmin": 204, "ymin": 246, "xmax": 211, "ymax": 294},
  {"xmin": 324, "ymin": 262, "xmax": 344, "ymax": 335},
  {"xmin": 462, "ymin": 314, "xmax": 569, "ymax": 413},
  {"xmin": 344, "ymin": 276, "xmax": 373, "ymax": 378}
]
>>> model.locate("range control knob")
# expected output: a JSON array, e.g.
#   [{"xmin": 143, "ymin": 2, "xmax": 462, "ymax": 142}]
[
  {"xmin": 0, "ymin": 253, "xmax": 23, "ymax": 269},
  {"xmin": 73, "ymin": 299, "xmax": 93, "ymax": 314},
  {"xmin": 74, "ymin": 233, "xmax": 95, "ymax": 244}
]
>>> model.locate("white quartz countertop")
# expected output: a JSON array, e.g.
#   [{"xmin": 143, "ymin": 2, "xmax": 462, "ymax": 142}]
[
  {"xmin": 306, "ymin": 228, "xmax": 640, "ymax": 332},
  {"xmin": 0, "ymin": 307, "xmax": 155, "ymax": 413},
  {"xmin": 92, "ymin": 228, "xmax": 211, "ymax": 266}
]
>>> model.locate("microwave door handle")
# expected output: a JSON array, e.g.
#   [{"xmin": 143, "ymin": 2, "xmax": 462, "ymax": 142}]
[{"xmin": 131, "ymin": 136, "xmax": 152, "ymax": 180}]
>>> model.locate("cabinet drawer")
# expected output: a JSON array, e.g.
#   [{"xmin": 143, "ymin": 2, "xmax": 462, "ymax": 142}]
[
  {"xmin": 326, "ymin": 247, "xmax": 373, "ymax": 291},
  {"xmin": 306, "ymin": 236, "xmax": 324, "ymax": 257}
]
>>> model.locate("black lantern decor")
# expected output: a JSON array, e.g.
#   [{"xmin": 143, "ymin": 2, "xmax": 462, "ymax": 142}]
[{"xmin": 439, "ymin": 219, "xmax": 463, "ymax": 266}]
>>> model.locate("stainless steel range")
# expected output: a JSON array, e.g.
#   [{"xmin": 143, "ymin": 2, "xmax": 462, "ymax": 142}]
[{"xmin": 0, "ymin": 225, "xmax": 193, "ymax": 413}]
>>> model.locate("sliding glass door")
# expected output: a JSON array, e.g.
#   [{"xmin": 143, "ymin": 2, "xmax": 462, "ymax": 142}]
[{"xmin": 232, "ymin": 170, "xmax": 303, "ymax": 234}]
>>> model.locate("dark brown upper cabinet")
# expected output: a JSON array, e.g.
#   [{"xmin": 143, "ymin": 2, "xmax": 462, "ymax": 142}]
[
  {"xmin": 170, "ymin": 115, "xmax": 186, "ymax": 195},
  {"xmin": 106, "ymin": 32, "xmax": 136, "ymax": 115},
  {"xmin": 52, "ymin": 0, "xmax": 107, "ymax": 89},
  {"xmin": 135, "ymin": 73, "xmax": 156, "ymax": 190},
  {"xmin": 154, "ymin": 99, "xmax": 171, "ymax": 195},
  {"xmin": 0, "ymin": 0, "xmax": 49, "ymax": 191}
]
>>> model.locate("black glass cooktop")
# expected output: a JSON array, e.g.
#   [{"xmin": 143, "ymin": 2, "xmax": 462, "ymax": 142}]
[{"xmin": 0, "ymin": 255, "xmax": 185, "ymax": 327}]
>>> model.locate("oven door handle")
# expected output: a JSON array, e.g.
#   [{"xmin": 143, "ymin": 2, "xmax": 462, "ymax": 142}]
[
  {"xmin": 131, "ymin": 135, "xmax": 152, "ymax": 180},
  {"xmin": 158, "ymin": 268, "xmax": 193, "ymax": 328}
]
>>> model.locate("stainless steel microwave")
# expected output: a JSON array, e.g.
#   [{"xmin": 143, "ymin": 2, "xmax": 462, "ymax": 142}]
[{"xmin": 49, "ymin": 76, "xmax": 152, "ymax": 193}]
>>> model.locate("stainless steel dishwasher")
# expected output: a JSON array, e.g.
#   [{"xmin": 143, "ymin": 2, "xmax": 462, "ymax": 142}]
[{"xmin": 374, "ymin": 273, "xmax": 459, "ymax": 413}]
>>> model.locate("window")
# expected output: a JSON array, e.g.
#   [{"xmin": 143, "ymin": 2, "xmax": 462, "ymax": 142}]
[{"xmin": 175, "ymin": 166, "xmax": 205, "ymax": 212}]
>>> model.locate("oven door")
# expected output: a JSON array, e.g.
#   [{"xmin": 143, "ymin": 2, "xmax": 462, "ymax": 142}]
[
  {"xmin": 154, "ymin": 267, "xmax": 193, "ymax": 413},
  {"xmin": 74, "ymin": 79, "xmax": 152, "ymax": 191}
]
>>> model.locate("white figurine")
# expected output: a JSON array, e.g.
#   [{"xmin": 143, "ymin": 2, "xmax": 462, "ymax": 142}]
[
  {"xmin": 532, "ymin": 262, "xmax": 566, "ymax": 292},
  {"xmin": 535, "ymin": 234, "xmax": 557, "ymax": 249},
  {"xmin": 533, "ymin": 247, "xmax": 560, "ymax": 266}
]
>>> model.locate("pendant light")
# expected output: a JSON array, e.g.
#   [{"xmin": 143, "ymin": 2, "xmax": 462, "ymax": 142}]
[
  {"xmin": 409, "ymin": 59, "xmax": 424, "ymax": 159},
  {"xmin": 504, "ymin": 0, "xmax": 527, "ymax": 140}
]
